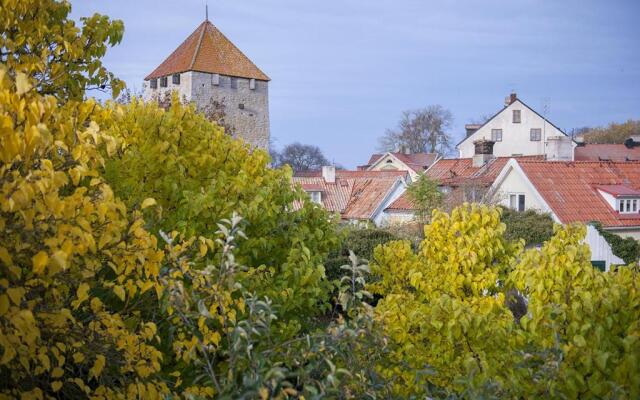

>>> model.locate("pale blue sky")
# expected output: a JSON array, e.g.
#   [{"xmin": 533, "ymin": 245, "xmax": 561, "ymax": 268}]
[{"xmin": 71, "ymin": 0, "xmax": 640, "ymax": 168}]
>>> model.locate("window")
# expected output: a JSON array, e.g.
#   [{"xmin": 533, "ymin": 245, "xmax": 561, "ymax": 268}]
[
  {"xmin": 211, "ymin": 74, "xmax": 220, "ymax": 86},
  {"xmin": 172, "ymin": 74, "xmax": 180, "ymax": 84},
  {"xmin": 230, "ymin": 77, "xmax": 238, "ymax": 89},
  {"xmin": 530, "ymin": 128, "xmax": 542, "ymax": 141},
  {"xmin": 618, "ymin": 198, "xmax": 639, "ymax": 214},
  {"xmin": 308, "ymin": 191, "xmax": 322, "ymax": 204},
  {"xmin": 513, "ymin": 110, "xmax": 521, "ymax": 123},
  {"xmin": 160, "ymin": 76, "xmax": 168, "ymax": 88},
  {"xmin": 509, "ymin": 193, "xmax": 525, "ymax": 212},
  {"xmin": 249, "ymin": 78, "xmax": 256, "ymax": 90},
  {"xmin": 149, "ymin": 79, "xmax": 157, "ymax": 89},
  {"xmin": 491, "ymin": 129, "xmax": 503, "ymax": 142}
]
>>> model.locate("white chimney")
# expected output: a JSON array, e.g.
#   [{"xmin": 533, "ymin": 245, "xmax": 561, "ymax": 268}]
[
  {"xmin": 545, "ymin": 136, "xmax": 573, "ymax": 161},
  {"xmin": 322, "ymin": 165, "xmax": 335, "ymax": 183}
]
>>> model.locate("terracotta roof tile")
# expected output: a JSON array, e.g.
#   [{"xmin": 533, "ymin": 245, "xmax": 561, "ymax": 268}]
[
  {"xmin": 145, "ymin": 20, "xmax": 269, "ymax": 81},
  {"xmin": 292, "ymin": 170, "xmax": 407, "ymax": 220},
  {"xmin": 574, "ymin": 144, "xmax": 640, "ymax": 162},
  {"xmin": 517, "ymin": 160, "xmax": 640, "ymax": 228},
  {"xmin": 425, "ymin": 156, "xmax": 543, "ymax": 187}
]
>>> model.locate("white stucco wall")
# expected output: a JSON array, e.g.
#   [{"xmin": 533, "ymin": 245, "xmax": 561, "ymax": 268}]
[
  {"xmin": 368, "ymin": 154, "xmax": 419, "ymax": 181},
  {"xmin": 458, "ymin": 100, "xmax": 572, "ymax": 158},
  {"xmin": 142, "ymin": 71, "xmax": 192, "ymax": 102},
  {"xmin": 494, "ymin": 164, "xmax": 549, "ymax": 213},
  {"xmin": 372, "ymin": 180, "xmax": 409, "ymax": 226},
  {"xmin": 586, "ymin": 225, "xmax": 624, "ymax": 270}
]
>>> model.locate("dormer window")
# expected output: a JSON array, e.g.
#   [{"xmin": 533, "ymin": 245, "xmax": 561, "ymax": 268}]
[
  {"xmin": 308, "ymin": 191, "xmax": 322, "ymax": 204},
  {"xmin": 619, "ymin": 198, "xmax": 639, "ymax": 214},
  {"xmin": 172, "ymin": 74, "xmax": 180, "ymax": 84}
]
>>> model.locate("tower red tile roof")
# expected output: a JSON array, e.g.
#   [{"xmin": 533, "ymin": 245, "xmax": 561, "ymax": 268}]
[
  {"xmin": 145, "ymin": 20, "xmax": 269, "ymax": 81},
  {"xmin": 292, "ymin": 170, "xmax": 408, "ymax": 220},
  {"xmin": 516, "ymin": 160, "xmax": 640, "ymax": 228}
]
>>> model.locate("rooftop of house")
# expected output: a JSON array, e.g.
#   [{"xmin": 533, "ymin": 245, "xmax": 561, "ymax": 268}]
[
  {"xmin": 360, "ymin": 152, "xmax": 438, "ymax": 173},
  {"xmin": 145, "ymin": 20, "xmax": 269, "ymax": 81},
  {"xmin": 292, "ymin": 170, "xmax": 408, "ymax": 220},
  {"xmin": 516, "ymin": 160, "xmax": 640, "ymax": 228},
  {"xmin": 574, "ymin": 143, "xmax": 640, "ymax": 162}
]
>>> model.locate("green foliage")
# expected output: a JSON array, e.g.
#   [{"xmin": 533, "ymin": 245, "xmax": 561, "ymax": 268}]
[
  {"xmin": 501, "ymin": 207, "xmax": 555, "ymax": 246},
  {"xmin": 592, "ymin": 222, "xmax": 640, "ymax": 265},
  {"xmin": 98, "ymin": 96, "xmax": 340, "ymax": 327},
  {"xmin": 406, "ymin": 174, "xmax": 443, "ymax": 224},
  {"xmin": 325, "ymin": 228, "xmax": 398, "ymax": 282},
  {"xmin": 581, "ymin": 119, "xmax": 640, "ymax": 144},
  {"xmin": 0, "ymin": 0, "xmax": 125, "ymax": 100}
]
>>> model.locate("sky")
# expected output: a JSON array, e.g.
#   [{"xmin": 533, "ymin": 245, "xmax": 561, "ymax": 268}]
[{"xmin": 71, "ymin": 0, "xmax": 640, "ymax": 168}]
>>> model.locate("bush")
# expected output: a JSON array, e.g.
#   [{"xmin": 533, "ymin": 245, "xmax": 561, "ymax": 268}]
[{"xmin": 501, "ymin": 207, "xmax": 554, "ymax": 246}]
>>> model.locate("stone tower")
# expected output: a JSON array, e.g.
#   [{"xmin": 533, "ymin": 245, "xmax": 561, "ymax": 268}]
[{"xmin": 143, "ymin": 19, "xmax": 270, "ymax": 149}]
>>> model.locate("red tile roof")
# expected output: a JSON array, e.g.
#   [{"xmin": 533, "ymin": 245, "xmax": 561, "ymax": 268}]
[
  {"xmin": 292, "ymin": 170, "xmax": 408, "ymax": 220},
  {"xmin": 145, "ymin": 20, "xmax": 269, "ymax": 81},
  {"xmin": 517, "ymin": 160, "xmax": 640, "ymax": 228},
  {"xmin": 574, "ymin": 144, "xmax": 640, "ymax": 162},
  {"xmin": 385, "ymin": 193, "xmax": 415, "ymax": 212},
  {"xmin": 425, "ymin": 156, "xmax": 543, "ymax": 187},
  {"xmin": 596, "ymin": 185, "xmax": 640, "ymax": 197},
  {"xmin": 365, "ymin": 152, "xmax": 438, "ymax": 173}
]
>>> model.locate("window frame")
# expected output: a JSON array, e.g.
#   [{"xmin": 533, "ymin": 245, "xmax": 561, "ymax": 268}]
[
  {"xmin": 513, "ymin": 109, "xmax": 521, "ymax": 123},
  {"xmin": 491, "ymin": 129, "xmax": 503, "ymax": 142},
  {"xmin": 530, "ymin": 128, "xmax": 542, "ymax": 141},
  {"xmin": 618, "ymin": 198, "xmax": 640, "ymax": 214},
  {"xmin": 160, "ymin": 76, "xmax": 168, "ymax": 88},
  {"xmin": 509, "ymin": 193, "xmax": 526, "ymax": 212},
  {"xmin": 172, "ymin": 73, "xmax": 180, "ymax": 85},
  {"xmin": 149, "ymin": 79, "xmax": 157, "ymax": 89},
  {"xmin": 308, "ymin": 191, "xmax": 322, "ymax": 204}
]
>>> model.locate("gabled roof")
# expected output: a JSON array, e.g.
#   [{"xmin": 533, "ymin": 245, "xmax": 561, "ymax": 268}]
[
  {"xmin": 456, "ymin": 97, "xmax": 569, "ymax": 148},
  {"xmin": 514, "ymin": 160, "xmax": 640, "ymax": 228},
  {"xmin": 292, "ymin": 170, "xmax": 408, "ymax": 220},
  {"xmin": 595, "ymin": 185, "xmax": 640, "ymax": 197},
  {"xmin": 145, "ymin": 20, "xmax": 269, "ymax": 81},
  {"xmin": 364, "ymin": 152, "xmax": 438, "ymax": 173},
  {"xmin": 574, "ymin": 144, "xmax": 640, "ymax": 162}
]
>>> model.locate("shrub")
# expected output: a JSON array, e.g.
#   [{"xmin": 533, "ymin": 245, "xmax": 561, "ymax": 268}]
[{"xmin": 501, "ymin": 207, "xmax": 554, "ymax": 246}]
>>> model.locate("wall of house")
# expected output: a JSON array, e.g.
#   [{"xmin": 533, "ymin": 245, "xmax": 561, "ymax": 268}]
[
  {"xmin": 368, "ymin": 154, "xmax": 419, "ymax": 180},
  {"xmin": 143, "ymin": 71, "xmax": 270, "ymax": 150},
  {"xmin": 372, "ymin": 180, "xmax": 410, "ymax": 226},
  {"xmin": 605, "ymin": 228, "xmax": 640, "ymax": 241},
  {"xmin": 458, "ymin": 100, "xmax": 571, "ymax": 158},
  {"xmin": 495, "ymin": 166, "xmax": 550, "ymax": 213},
  {"xmin": 142, "ymin": 72, "xmax": 192, "ymax": 102},
  {"xmin": 586, "ymin": 225, "xmax": 624, "ymax": 270}
]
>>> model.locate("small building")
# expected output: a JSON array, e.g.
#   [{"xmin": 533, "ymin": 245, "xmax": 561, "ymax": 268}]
[
  {"xmin": 143, "ymin": 19, "xmax": 270, "ymax": 149},
  {"xmin": 457, "ymin": 92, "xmax": 575, "ymax": 159},
  {"xmin": 359, "ymin": 151, "xmax": 438, "ymax": 181},
  {"xmin": 490, "ymin": 159, "xmax": 640, "ymax": 269},
  {"xmin": 292, "ymin": 167, "xmax": 409, "ymax": 226},
  {"xmin": 574, "ymin": 136, "xmax": 640, "ymax": 161}
]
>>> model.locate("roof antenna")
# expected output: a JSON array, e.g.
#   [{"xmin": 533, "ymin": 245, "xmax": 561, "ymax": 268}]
[{"xmin": 205, "ymin": 2, "xmax": 209, "ymax": 21}]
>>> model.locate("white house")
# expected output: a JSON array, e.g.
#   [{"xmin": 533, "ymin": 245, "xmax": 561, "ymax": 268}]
[
  {"xmin": 359, "ymin": 151, "xmax": 438, "ymax": 182},
  {"xmin": 489, "ymin": 158, "xmax": 640, "ymax": 269},
  {"xmin": 457, "ymin": 93, "xmax": 575, "ymax": 160}
]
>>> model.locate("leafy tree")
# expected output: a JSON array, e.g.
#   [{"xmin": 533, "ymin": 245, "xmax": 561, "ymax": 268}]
[
  {"xmin": 406, "ymin": 174, "xmax": 443, "ymax": 225},
  {"xmin": 0, "ymin": 0, "xmax": 125, "ymax": 100},
  {"xmin": 272, "ymin": 142, "xmax": 330, "ymax": 172},
  {"xmin": 579, "ymin": 119, "xmax": 640, "ymax": 144},
  {"xmin": 501, "ymin": 207, "xmax": 555, "ymax": 246},
  {"xmin": 378, "ymin": 105, "xmax": 454, "ymax": 155}
]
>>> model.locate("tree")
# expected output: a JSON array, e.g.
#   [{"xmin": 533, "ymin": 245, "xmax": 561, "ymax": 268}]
[
  {"xmin": 579, "ymin": 119, "xmax": 640, "ymax": 144},
  {"xmin": 501, "ymin": 208, "xmax": 555, "ymax": 246},
  {"xmin": 379, "ymin": 105, "xmax": 454, "ymax": 155},
  {"xmin": 0, "ymin": 0, "xmax": 125, "ymax": 100},
  {"xmin": 406, "ymin": 174, "xmax": 443, "ymax": 224},
  {"xmin": 273, "ymin": 142, "xmax": 331, "ymax": 171}
]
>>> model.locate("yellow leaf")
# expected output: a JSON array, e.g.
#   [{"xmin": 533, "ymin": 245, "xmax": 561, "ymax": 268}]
[
  {"xmin": 141, "ymin": 198, "xmax": 157, "ymax": 209},
  {"xmin": 52, "ymin": 381, "xmax": 63, "ymax": 392},
  {"xmin": 16, "ymin": 72, "xmax": 32, "ymax": 95},
  {"xmin": 73, "ymin": 283, "xmax": 90, "ymax": 309},
  {"xmin": 51, "ymin": 367, "xmax": 64, "ymax": 378},
  {"xmin": 89, "ymin": 355, "xmax": 106, "ymax": 380},
  {"xmin": 73, "ymin": 352, "xmax": 85, "ymax": 364},
  {"xmin": 32, "ymin": 251, "xmax": 49, "ymax": 275},
  {"xmin": 113, "ymin": 285, "xmax": 126, "ymax": 301},
  {"xmin": 0, "ymin": 247, "xmax": 13, "ymax": 267},
  {"xmin": 0, "ymin": 295, "xmax": 8, "ymax": 315},
  {"xmin": 6, "ymin": 287, "xmax": 24, "ymax": 305}
]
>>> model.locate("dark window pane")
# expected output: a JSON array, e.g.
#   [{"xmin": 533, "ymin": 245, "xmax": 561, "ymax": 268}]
[
  {"xmin": 518, "ymin": 194, "xmax": 525, "ymax": 211},
  {"xmin": 172, "ymin": 74, "xmax": 180, "ymax": 84}
]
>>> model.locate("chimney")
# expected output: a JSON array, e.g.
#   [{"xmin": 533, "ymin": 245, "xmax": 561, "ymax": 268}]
[
  {"xmin": 624, "ymin": 135, "xmax": 640, "ymax": 149},
  {"xmin": 505, "ymin": 92, "xmax": 517, "ymax": 106},
  {"xmin": 574, "ymin": 136, "xmax": 586, "ymax": 147},
  {"xmin": 322, "ymin": 165, "xmax": 335, "ymax": 183},
  {"xmin": 545, "ymin": 136, "xmax": 573, "ymax": 161},
  {"xmin": 472, "ymin": 139, "xmax": 495, "ymax": 168},
  {"xmin": 465, "ymin": 124, "xmax": 481, "ymax": 137}
]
